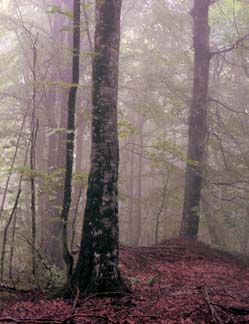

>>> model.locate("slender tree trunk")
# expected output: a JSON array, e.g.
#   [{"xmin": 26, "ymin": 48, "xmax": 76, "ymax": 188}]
[
  {"xmin": 53, "ymin": 92, "xmax": 68, "ymax": 268},
  {"xmin": 30, "ymin": 33, "xmax": 39, "ymax": 278},
  {"xmin": 179, "ymin": 0, "xmax": 211, "ymax": 240},
  {"xmin": 128, "ymin": 116, "xmax": 144, "ymax": 247},
  {"xmin": 134, "ymin": 117, "xmax": 144, "ymax": 247},
  {"xmin": 127, "ymin": 144, "xmax": 135, "ymax": 244},
  {"xmin": 73, "ymin": 0, "xmax": 126, "ymax": 296},
  {"xmin": 0, "ymin": 107, "xmax": 29, "ymax": 279},
  {"xmin": 9, "ymin": 140, "xmax": 31, "ymax": 279},
  {"xmin": 36, "ymin": 124, "xmax": 47, "ymax": 252},
  {"xmin": 70, "ymin": 121, "xmax": 85, "ymax": 251},
  {"xmin": 61, "ymin": 0, "xmax": 81, "ymax": 281},
  {"xmin": 155, "ymin": 168, "xmax": 171, "ymax": 245},
  {"xmin": 0, "ymin": 190, "xmax": 21, "ymax": 281},
  {"xmin": 9, "ymin": 209, "xmax": 17, "ymax": 280},
  {"xmin": 0, "ymin": 105, "xmax": 29, "ymax": 220}
]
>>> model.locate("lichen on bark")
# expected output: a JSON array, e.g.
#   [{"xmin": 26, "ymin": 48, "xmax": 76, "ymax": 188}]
[{"xmin": 70, "ymin": 0, "xmax": 128, "ymax": 297}]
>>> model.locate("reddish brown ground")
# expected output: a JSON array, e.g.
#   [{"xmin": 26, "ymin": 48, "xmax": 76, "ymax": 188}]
[{"xmin": 0, "ymin": 240, "xmax": 249, "ymax": 323}]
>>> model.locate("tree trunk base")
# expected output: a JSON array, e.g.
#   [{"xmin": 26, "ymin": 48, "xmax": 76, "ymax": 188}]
[{"xmin": 77, "ymin": 278, "xmax": 130, "ymax": 298}]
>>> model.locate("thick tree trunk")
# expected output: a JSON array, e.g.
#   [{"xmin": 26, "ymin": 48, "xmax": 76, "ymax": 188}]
[
  {"xmin": 73, "ymin": 0, "xmax": 126, "ymax": 296},
  {"xmin": 180, "ymin": 0, "xmax": 211, "ymax": 240}
]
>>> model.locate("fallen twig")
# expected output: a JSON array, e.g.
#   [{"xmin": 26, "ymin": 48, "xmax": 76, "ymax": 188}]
[
  {"xmin": 61, "ymin": 313, "xmax": 116, "ymax": 324},
  {"xmin": 211, "ymin": 303, "xmax": 249, "ymax": 316},
  {"xmin": 201, "ymin": 286, "xmax": 223, "ymax": 324},
  {"xmin": 0, "ymin": 317, "xmax": 61, "ymax": 323},
  {"xmin": 0, "ymin": 284, "xmax": 29, "ymax": 294}
]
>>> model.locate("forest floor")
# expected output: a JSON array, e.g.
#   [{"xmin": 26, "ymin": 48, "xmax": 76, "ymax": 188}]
[{"xmin": 0, "ymin": 239, "xmax": 249, "ymax": 323}]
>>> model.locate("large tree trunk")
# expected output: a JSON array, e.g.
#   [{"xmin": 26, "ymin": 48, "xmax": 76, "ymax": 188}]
[
  {"xmin": 179, "ymin": 0, "xmax": 211, "ymax": 240},
  {"xmin": 73, "ymin": 0, "xmax": 126, "ymax": 296}
]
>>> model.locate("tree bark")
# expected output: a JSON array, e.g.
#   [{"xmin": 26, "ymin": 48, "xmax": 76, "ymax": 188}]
[
  {"xmin": 73, "ymin": 0, "xmax": 126, "ymax": 296},
  {"xmin": 180, "ymin": 0, "xmax": 211, "ymax": 240},
  {"xmin": 61, "ymin": 0, "xmax": 81, "ymax": 281}
]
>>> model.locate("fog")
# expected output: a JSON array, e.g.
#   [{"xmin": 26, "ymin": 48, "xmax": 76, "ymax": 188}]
[{"xmin": 0, "ymin": 0, "xmax": 249, "ymax": 284}]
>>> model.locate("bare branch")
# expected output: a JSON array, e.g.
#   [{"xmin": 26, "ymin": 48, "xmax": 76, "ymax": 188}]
[
  {"xmin": 211, "ymin": 33, "xmax": 249, "ymax": 56},
  {"xmin": 209, "ymin": 97, "xmax": 248, "ymax": 114}
]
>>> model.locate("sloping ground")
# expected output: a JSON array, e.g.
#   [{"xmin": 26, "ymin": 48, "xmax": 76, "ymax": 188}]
[{"xmin": 0, "ymin": 240, "xmax": 249, "ymax": 323}]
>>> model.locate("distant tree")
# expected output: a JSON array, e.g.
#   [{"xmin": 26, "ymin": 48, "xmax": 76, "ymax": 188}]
[
  {"xmin": 71, "ymin": 0, "xmax": 126, "ymax": 296},
  {"xmin": 179, "ymin": 0, "xmax": 211, "ymax": 240},
  {"xmin": 41, "ymin": 0, "xmax": 73, "ymax": 268}
]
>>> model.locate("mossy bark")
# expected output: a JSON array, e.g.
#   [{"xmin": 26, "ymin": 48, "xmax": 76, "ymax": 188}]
[{"xmin": 72, "ymin": 0, "xmax": 126, "ymax": 296}]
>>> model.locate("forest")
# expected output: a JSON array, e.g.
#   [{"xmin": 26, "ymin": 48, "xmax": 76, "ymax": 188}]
[{"xmin": 0, "ymin": 0, "xmax": 249, "ymax": 323}]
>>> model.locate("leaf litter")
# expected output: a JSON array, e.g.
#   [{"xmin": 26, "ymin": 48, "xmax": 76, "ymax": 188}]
[{"xmin": 0, "ymin": 239, "xmax": 248, "ymax": 323}]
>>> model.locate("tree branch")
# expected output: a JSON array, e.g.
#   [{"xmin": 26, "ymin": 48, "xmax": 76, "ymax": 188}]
[
  {"xmin": 211, "ymin": 33, "xmax": 249, "ymax": 56},
  {"xmin": 209, "ymin": 97, "xmax": 248, "ymax": 114}
]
